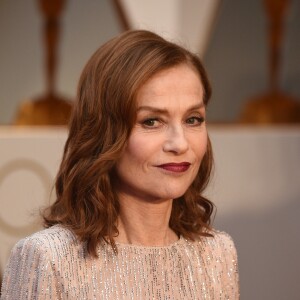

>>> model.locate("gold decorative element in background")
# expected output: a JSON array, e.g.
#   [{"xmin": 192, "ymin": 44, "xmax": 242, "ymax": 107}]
[
  {"xmin": 240, "ymin": 0, "xmax": 300, "ymax": 123},
  {"xmin": 14, "ymin": 0, "xmax": 73, "ymax": 126}
]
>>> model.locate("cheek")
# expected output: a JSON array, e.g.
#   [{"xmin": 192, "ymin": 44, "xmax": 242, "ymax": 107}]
[
  {"xmin": 192, "ymin": 133, "xmax": 208, "ymax": 161},
  {"xmin": 123, "ymin": 134, "xmax": 153, "ymax": 166}
]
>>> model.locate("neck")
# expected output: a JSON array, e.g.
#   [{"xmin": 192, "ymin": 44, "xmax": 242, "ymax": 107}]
[{"xmin": 116, "ymin": 194, "xmax": 178, "ymax": 246}]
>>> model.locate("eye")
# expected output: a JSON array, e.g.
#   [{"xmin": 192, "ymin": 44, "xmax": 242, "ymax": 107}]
[
  {"xmin": 186, "ymin": 116, "xmax": 205, "ymax": 126},
  {"xmin": 142, "ymin": 118, "xmax": 160, "ymax": 127}
]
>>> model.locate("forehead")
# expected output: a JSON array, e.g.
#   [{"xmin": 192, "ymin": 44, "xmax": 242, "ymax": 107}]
[{"xmin": 136, "ymin": 64, "xmax": 204, "ymax": 106}]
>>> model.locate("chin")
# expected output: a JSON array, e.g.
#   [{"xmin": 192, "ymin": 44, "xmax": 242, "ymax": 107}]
[{"xmin": 152, "ymin": 187, "xmax": 189, "ymax": 201}]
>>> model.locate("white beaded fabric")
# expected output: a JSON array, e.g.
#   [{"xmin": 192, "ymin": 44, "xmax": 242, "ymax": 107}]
[{"xmin": 1, "ymin": 225, "xmax": 239, "ymax": 299}]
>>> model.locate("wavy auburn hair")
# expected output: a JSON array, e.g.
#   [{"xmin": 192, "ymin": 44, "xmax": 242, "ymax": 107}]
[{"xmin": 43, "ymin": 30, "xmax": 214, "ymax": 257}]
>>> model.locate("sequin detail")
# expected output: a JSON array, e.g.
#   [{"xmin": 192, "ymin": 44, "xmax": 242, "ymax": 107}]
[{"xmin": 1, "ymin": 225, "xmax": 239, "ymax": 299}]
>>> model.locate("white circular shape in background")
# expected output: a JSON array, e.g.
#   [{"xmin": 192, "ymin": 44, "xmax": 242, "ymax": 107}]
[{"xmin": 0, "ymin": 159, "xmax": 53, "ymax": 236}]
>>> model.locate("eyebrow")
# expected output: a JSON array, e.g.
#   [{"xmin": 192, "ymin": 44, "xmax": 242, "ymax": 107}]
[{"xmin": 137, "ymin": 102, "xmax": 205, "ymax": 114}]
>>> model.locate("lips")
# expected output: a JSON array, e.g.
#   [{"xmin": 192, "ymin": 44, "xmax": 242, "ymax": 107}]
[{"xmin": 157, "ymin": 162, "xmax": 191, "ymax": 173}]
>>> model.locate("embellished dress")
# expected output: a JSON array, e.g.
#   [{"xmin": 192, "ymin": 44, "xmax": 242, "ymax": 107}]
[{"xmin": 1, "ymin": 225, "xmax": 239, "ymax": 299}]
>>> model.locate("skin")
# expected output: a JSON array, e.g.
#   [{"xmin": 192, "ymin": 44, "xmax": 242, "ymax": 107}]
[{"xmin": 115, "ymin": 64, "xmax": 208, "ymax": 246}]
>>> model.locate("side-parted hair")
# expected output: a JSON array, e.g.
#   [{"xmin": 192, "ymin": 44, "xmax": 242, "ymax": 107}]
[{"xmin": 43, "ymin": 30, "xmax": 214, "ymax": 257}]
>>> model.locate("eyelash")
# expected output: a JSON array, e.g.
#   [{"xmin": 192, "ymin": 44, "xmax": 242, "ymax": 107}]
[
  {"xmin": 186, "ymin": 116, "xmax": 205, "ymax": 125},
  {"xmin": 142, "ymin": 118, "xmax": 160, "ymax": 127},
  {"xmin": 141, "ymin": 116, "xmax": 205, "ymax": 128}
]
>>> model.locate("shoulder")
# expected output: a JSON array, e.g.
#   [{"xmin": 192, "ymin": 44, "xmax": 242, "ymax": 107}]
[
  {"xmin": 179, "ymin": 230, "xmax": 239, "ymax": 294},
  {"xmin": 197, "ymin": 230, "xmax": 239, "ymax": 276},
  {"xmin": 1, "ymin": 225, "xmax": 78, "ymax": 298},
  {"xmin": 10, "ymin": 224, "xmax": 79, "ymax": 261},
  {"xmin": 183, "ymin": 229, "xmax": 238, "ymax": 267},
  {"xmin": 14, "ymin": 224, "xmax": 76, "ymax": 247},
  {"xmin": 205, "ymin": 229, "xmax": 237, "ymax": 251},
  {"xmin": 190, "ymin": 230, "xmax": 239, "ymax": 294},
  {"xmin": 199, "ymin": 229, "xmax": 238, "ymax": 258}
]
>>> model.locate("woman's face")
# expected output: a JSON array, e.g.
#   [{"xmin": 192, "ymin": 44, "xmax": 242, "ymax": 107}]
[{"xmin": 115, "ymin": 64, "xmax": 207, "ymax": 202}]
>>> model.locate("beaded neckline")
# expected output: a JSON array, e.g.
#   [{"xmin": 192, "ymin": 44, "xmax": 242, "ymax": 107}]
[{"xmin": 115, "ymin": 235, "xmax": 185, "ymax": 250}]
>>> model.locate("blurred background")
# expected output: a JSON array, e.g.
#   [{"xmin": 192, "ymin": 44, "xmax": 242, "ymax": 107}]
[{"xmin": 0, "ymin": 0, "xmax": 299, "ymax": 299}]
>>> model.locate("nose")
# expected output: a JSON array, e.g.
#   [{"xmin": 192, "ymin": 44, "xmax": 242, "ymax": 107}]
[{"xmin": 163, "ymin": 125, "xmax": 189, "ymax": 154}]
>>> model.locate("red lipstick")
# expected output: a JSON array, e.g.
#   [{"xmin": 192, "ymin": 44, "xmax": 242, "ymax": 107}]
[{"xmin": 157, "ymin": 162, "xmax": 191, "ymax": 173}]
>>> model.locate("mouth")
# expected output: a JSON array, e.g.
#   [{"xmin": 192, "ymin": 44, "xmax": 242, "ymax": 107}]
[{"xmin": 157, "ymin": 162, "xmax": 191, "ymax": 173}]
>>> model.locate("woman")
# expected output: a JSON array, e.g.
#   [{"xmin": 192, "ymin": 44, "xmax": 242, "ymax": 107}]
[{"xmin": 1, "ymin": 30, "xmax": 239, "ymax": 299}]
